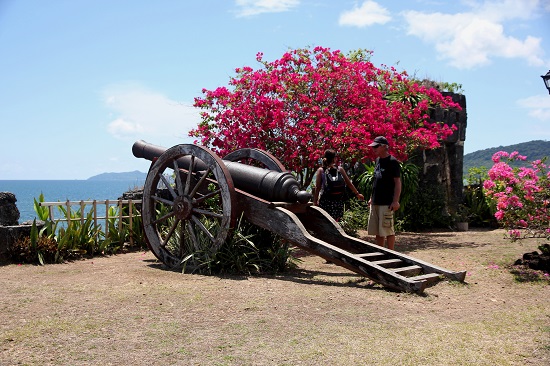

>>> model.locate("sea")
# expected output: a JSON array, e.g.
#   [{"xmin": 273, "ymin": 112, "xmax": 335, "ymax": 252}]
[{"xmin": 0, "ymin": 179, "xmax": 146, "ymax": 223}]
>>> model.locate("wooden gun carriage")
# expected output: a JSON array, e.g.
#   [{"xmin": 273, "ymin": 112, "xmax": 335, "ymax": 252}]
[{"xmin": 132, "ymin": 140, "xmax": 466, "ymax": 294}]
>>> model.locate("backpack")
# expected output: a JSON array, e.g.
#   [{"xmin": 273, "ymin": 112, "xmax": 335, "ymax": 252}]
[{"xmin": 323, "ymin": 167, "xmax": 346, "ymax": 197}]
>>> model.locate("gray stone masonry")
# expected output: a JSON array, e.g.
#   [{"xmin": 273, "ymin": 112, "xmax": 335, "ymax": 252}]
[{"xmin": 0, "ymin": 192, "xmax": 44, "ymax": 257}]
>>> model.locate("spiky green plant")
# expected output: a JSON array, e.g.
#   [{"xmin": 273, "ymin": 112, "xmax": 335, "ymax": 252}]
[
  {"xmin": 33, "ymin": 193, "xmax": 49, "ymax": 221},
  {"xmin": 208, "ymin": 216, "xmax": 299, "ymax": 275},
  {"xmin": 55, "ymin": 210, "xmax": 103, "ymax": 255},
  {"xmin": 164, "ymin": 212, "xmax": 299, "ymax": 276},
  {"xmin": 127, "ymin": 204, "xmax": 145, "ymax": 248}
]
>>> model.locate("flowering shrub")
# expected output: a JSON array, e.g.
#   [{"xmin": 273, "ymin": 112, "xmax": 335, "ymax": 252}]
[
  {"xmin": 190, "ymin": 46, "xmax": 460, "ymax": 187},
  {"xmin": 483, "ymin": 151, "xmax": 550, "ymax": 240}
]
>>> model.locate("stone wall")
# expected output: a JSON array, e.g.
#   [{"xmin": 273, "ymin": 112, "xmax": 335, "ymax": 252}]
[
  {"xmin": 0, "ymin": 192, "xmax": 44, "ymax": 257},
  {"xmin": 410, "ymin": 92, "xmax": 467, "ymax": 215}
]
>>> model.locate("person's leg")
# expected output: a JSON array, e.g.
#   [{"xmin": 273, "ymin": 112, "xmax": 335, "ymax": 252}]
[
  {"xmin": 375, "ymin": 235, "xmax": 385, "ymax": 247},
  {"xmin": 367, "ymin": 205, "xmax": 379, "ymax": 236},
  {"xmin": 379, "ymin": 206, "xmax": 395, "ymax": 250},
  {"xmin": 386, "ymin": 234, "xmax": 395, "ymax": 250}
]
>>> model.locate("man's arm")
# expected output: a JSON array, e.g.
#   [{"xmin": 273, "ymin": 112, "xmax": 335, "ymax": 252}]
[{"xmin": 390, "ymin": 177, "xmax": 401, "ymax": 211}]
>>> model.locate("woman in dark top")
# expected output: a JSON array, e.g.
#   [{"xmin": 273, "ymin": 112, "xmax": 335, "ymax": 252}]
[{"xmin": 313, "ymin": 149, "xmax": 364, "ymax": 221}]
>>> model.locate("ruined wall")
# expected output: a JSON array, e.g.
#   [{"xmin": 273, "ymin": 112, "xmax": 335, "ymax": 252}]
[{"xmin": 410, "ymin": 92, "xmax": 467, "ymax": 215}]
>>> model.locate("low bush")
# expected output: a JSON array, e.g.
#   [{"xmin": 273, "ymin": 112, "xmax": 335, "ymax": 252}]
[{"xmin": 180, "ymin": 215, "xmax": 300, "ymax": 276}]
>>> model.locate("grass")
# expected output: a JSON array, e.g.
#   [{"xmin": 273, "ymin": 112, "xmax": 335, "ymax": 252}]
[{"xmin": 0, "ymin": 229, "xmax": 549, "ymax": 365}]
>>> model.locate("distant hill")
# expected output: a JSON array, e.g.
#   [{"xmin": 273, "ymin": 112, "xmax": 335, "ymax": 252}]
[
  {"xmin": 463, "ymin": 140, "xmax": 550, "ymax": 176},
  {"xmin": 87, "ymin": 170, "xmax": 147, "ymax": 181}
]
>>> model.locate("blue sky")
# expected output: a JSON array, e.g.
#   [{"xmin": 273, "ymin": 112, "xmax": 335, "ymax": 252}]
[{"xmin": 1, "ymin": 0, "xmax": 549, "ymax": 180}]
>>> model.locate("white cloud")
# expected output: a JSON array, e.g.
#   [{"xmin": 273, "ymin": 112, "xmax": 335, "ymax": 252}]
[
  {"xmin": 403, "ymin": 0, "xmax": 546, "ymax": 69},
  {"xmin": 473, "ymin": 0, "xmax": 540, "ymax": 21},
  {"xmin": 339, "ymin": 1, "xmax": 391, "ymax": 27},
  {"xmin": 102, "ymin": 83, "xmax": 200, "ymax": 146},
  {"xmin": 107, "ymin": 118, "xmax": 145, "ymax": 138},
  {"xmin": 234, "ymin": 0, "xmax": 299, "ymax": 17},
  {"xmin": 518, "ymin": 94, "xmax": 550, "ymax": 121}
]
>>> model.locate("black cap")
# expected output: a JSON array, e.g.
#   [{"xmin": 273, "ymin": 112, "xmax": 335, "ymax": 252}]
[{"xmin": 368, "ymin": 136, "xmax": 389, "ymax": 146}]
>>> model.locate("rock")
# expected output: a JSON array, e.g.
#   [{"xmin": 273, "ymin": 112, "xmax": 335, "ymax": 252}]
[
  {"xmin": 0, "ymin": 192, "xmax": 20, "ymax": 226},
  {"xmin": 517, "ymin": 248, "xmax": 550, "ymax": 272},
  {"xmin": 119, "ymin": 188, "xmax": 144, "ymax": 212},
  {"xmin": 118, "ymin": 188, "xmax": 144, "ymax": 201}
]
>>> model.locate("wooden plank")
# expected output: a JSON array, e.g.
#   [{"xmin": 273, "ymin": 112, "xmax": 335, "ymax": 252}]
[
  {"xmin": 356, "ymin": 252, "xmax": 385, "ymax": 259},
  {"xmin": 268, "ymin": 201, "xmax": 311, "ymax": 213},
  {"xmin": 410, "ymin": 273, "xmax": 443, "ymax": 283},
  {"xmin": 392, "ymin": 265, "xmax": 423, "ymax": 276},
  {"xmin": 371, "ymin": 258, "xmax": 403, "ymax": 268}
]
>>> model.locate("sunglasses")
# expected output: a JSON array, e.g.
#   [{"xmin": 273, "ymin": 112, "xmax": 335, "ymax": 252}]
[{"xmin": 372, "ymin": 144, "xmax": 382, "ymax": 148}]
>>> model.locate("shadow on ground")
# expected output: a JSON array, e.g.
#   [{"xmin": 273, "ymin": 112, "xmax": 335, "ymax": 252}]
[{"xmin": 389, "ymin": 228, "xmax": 497, "ymax": 253}]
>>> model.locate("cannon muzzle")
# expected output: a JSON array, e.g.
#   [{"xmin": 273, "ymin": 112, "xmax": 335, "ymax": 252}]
[{"xmin": 133, "ymin": 140, "xmax": 311, "ymax": 204}]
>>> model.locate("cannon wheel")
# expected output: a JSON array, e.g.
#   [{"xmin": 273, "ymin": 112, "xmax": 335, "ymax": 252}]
[
  {"xmin": 224, "ymin": 148, "xmax": 285, "ymax": 172},
  {"xmin": 142, "ymin": 144, "xmax": 236, "ymax": 268}
]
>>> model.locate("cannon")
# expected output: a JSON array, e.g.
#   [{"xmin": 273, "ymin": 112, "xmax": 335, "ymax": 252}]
[{"xmin": 133, "ymin": 140, "xmax": 466, "ymax": 294}]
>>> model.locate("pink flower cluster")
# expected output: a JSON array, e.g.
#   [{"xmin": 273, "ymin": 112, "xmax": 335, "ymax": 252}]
[
  {"xmin": 190, "ymin": 46, "xmax": 460, "ymax": 187},
  {"xmin": 484, "ymin": 151, "xmax": 550, "ymax": 240}
]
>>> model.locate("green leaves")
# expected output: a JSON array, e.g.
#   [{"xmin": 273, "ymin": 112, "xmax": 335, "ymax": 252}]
[
  {"xmin": 29, "ymin": 219, "xmax": 44, "ymax": 265},
  {"xmin": 173, "ymin": 213, "xmax": 297, "ymax": 276},
  {"xmin": 33, "ymin": 193, "xmax": 49, "ymax": 221},
  {"xmin": 399, "ymin": 162, "xmax": 420, "ymax": 212},
  {"xmin": 9, "ymin": 195, "xmax": 147, "ymax": 265}
]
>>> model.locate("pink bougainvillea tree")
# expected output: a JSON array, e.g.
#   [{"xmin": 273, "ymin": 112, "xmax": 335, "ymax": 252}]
[
  {"xmin": 190, "ymin": 46, "xmax": 460, "ymax": 187},
  {"xmin": 483, "ymin": 151, "xmax": 550, "ymax": 240}
]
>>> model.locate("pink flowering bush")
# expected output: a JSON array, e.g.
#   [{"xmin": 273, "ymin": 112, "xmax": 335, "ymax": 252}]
[
  {"xmin": 483, "ymin": 151, "xmax": 550, "ymax": 240},
  {"xmin": 190, "ymin": 46, "xmax": 460, "ymax": 188}
]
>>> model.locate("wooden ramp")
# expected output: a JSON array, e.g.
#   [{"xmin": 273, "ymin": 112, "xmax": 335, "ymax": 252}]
[{"xmin": 239, "ymin": 194, "xmax": 467, "ymax": 294}]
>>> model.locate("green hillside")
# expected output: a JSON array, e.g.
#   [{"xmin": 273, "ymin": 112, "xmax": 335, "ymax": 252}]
[
  {"xmin": 87, "ymin": 170, "xmax": 147, "ymax": 181},
  {"xmin": 463, "ymin": 140, "xmax": 550, "ymax": 176}
]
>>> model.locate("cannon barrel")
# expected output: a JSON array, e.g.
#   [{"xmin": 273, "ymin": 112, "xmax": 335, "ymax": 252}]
[{"xmin": 132, "ymin": 140, "xmax": 311, "ymax": 204}]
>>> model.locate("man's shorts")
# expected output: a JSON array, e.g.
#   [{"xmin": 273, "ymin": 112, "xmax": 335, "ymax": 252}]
[{"xmin": 367, "ymin": 205, "xmax": 395, "ymax": 237}]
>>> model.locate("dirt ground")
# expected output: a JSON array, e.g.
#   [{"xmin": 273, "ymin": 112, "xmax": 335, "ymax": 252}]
[{"xmin": 1, "ymin": 228, "xmax": 549, "ymax": 366}]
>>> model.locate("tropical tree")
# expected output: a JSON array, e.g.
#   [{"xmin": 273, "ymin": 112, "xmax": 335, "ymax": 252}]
[
  {"xmin": 190, "ymin": 46, "xmax": 460, "ymax": 188},
  {"xmin": 483, "ymin": 151, "xmax": 550, "ymax": 240}
]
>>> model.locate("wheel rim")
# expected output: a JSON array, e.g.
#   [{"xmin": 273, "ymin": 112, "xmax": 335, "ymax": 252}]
[
  {"xmin": 142, "ymin": 144, "xmax": 236, "ymax": 268},
  {"xmin": 223, "ymin": 148, "xmax": 285, "ymax": 172}
]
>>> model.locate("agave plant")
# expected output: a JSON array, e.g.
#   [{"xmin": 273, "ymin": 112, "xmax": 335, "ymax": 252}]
[{"xmin": 33, "ymin": 193, "xmax": 49, "ymax": 221}]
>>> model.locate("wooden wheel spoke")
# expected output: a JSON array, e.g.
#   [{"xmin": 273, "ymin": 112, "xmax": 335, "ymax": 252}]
[
  {"xmin": 151, "ymin": 195, "xmax": 174, "ymax": 206},
  {"xmin": 160, "ymin": 173, "xmax": 178, "ymax": 200},
  {"xmin": 184, "ymin": 156, "xmax": 196, "ymax": 195},
  {"xmin": 194, "ymin": 189, "xmax": 221, "ymax": 204},
  {"xmin": 173, "ymin": 160, "xmax": 184, "ymax": 196},
  {"xmin": 161, "ymin": 218, "xmax": 180, "ymax": 248},
  {"xmin": 191, "ymin": 216, "xmax": 215, "ymax": 242},
  {"xmin": 190, "ymin": 167, "xmax": 211, "ymax": 198},
  {"xmin": 152, "ymin": 211, "xmax": 175, "ymax": 225},
  {"xmin": 178, "ymin": 223, "xmax": 185, "ymax": 258},
  {"xmin": 186, "ymin": 221, "xmax": 200, "ymax": 251},
  {"xmin": 192, "ymin": 208, "xmax": 224, "ymax": 219}
]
